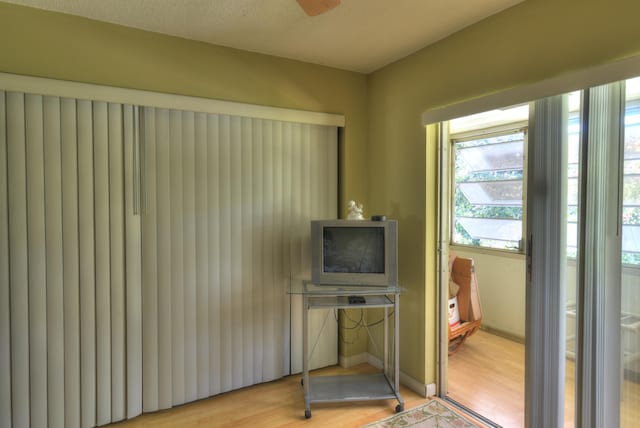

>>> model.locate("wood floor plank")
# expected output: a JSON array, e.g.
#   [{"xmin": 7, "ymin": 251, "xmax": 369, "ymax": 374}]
[
  {"xmin": 448, "ymin": 329, "xmax": 640, "ymax": 428},
  {"xmin": 107, "ymin": 364, "xmax": 427, "ymax": 427}
]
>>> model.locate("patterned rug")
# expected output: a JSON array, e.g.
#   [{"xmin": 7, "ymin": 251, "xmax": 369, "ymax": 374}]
[{"xmin": 361, "ymin": 398, "xmax": 483, "ymax": 428}]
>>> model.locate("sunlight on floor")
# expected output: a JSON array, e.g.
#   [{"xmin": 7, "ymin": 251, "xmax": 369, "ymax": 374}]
[{"xmin": 447, "ymin": 330, "xmax": 640, "ymax": 427}]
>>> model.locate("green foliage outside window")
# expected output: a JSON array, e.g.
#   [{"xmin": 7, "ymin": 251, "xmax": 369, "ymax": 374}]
[{"xmin": 452, "ymin": 131, "xmax": 525, "ymax": 250}]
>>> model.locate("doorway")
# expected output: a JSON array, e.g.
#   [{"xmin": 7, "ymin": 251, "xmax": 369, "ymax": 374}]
[{"xmin": 437, "ymin": 105, "xmax": 528, "ymax": 427}]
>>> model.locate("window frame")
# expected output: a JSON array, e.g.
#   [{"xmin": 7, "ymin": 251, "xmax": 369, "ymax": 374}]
[{"xmin": 449, "ymin": 121, "xmax": 528, "ymax": 254}]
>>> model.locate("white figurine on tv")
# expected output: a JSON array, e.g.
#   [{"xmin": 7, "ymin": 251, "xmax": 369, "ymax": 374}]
[{"xmin": 347, "ymin": 200, "xmax": 364, "ymax": 220}]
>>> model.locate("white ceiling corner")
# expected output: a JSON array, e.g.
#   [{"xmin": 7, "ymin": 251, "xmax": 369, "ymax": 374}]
[{"xmin": 3, "ymin": 0, "xmax": 524, "ymax": 73}]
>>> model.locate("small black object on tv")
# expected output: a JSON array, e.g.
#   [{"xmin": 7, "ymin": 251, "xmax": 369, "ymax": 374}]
[{"xmin": 311, "ymin": 219, "xmax": 398, "ymax": 286}]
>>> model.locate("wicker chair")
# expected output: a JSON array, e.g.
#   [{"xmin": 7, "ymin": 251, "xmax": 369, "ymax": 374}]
[{"xmin": 448, "ymin": 256, "xmax": 483, "ymax": 354}]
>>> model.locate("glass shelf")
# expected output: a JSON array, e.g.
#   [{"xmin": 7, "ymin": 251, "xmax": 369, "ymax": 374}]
[{"xmin": 288, "ymin": 278, "xmax": 402, "ymax": 296}]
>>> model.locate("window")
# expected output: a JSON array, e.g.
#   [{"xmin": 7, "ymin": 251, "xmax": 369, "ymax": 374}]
[
  {"xmin": 451, "ymin": 128, "xmax": 526, "ymax": 251},
  {"xmin": 565, "ymin": 82, "xmax": 640, "ymax": 265},
  {"xmin": 622, "ymin": 81, "xmax": 640, "ymax": 265},
  {"xmin": 566, "ymin": 91, "xmax": 581, "ymax": 260}
]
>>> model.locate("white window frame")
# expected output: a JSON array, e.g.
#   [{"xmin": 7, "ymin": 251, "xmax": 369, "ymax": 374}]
[{"xmin": 449, "ymin": 122, "xmax": 528, "ymax": 254}]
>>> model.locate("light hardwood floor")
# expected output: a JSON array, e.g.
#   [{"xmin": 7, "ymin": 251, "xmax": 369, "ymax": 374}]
[
  {"xmin": 107, "ymin": 330, "xmax": 640, "ymax": 427},
  {"xmin": 447, "ymin": 329, "xmax": 640, "ymax": 427},
  {"xmin": 448, "ymin": 330, "xmax": 524, "ymax": 427},
  {"xmin": 108, "ymin": 364, "xmax": 427, "ymax": 428}
]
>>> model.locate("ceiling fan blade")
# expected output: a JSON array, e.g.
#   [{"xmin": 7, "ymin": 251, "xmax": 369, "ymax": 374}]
[{"xmin": 296, "ymin": 0, "xmax": 341, "ymax": 16}]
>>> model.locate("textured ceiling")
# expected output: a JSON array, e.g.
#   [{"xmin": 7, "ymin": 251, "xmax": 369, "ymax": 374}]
[{"xmin": 3, "ymin": 0, "xmax": 524, "ymax": 73}]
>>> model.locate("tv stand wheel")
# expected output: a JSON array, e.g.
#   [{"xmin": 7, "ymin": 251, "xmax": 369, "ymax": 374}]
[
  {"xmin": 395, "ymin": 404, "xmax": 404, "ymax": 413},
  {"xmin": 305, "ymin": 409, "xmax": 312, "ymax": 419}
]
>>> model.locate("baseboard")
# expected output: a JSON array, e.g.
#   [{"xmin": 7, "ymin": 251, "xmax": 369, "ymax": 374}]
[
  {"xmin": 365, "ymin": 353, "xmax": 431, "ymax": 398},
  {"xmin": 480, "ymin": 325, "xmax": 525, "ymax": 344},
  {"xmin": 426, "ymin": 383, "xmax": 437, "ymax": 397}
]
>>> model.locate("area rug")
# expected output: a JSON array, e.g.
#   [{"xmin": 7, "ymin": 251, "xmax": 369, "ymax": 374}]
[{"xmin": 361, "ymin": 398, "xmax": 483, "ymax": 428}]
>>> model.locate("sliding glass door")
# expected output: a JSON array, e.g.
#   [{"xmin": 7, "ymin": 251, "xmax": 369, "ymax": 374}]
[
  {"xmin": 528, "ymin": 78, "xmax": 640, "ymax": 427},
  {"xmin": 620, "ymin": 78, "xmax": 640, "ymax": 426},
  {"xmin": 438, "ymin": 75, "xmax": 640, "ymax": 427},
  {"xmin": 564, "ymin": 90, "xmax": 582, "ymax": 427}
]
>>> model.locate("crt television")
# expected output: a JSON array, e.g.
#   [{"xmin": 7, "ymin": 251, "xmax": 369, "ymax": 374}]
[{"xmin": 311, "ymin": 219, "xmax": 398, "ymax": 286}]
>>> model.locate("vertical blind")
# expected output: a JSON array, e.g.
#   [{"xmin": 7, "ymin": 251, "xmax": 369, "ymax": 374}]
[
  {"xmin": 578, "ymin": 83, "xmax": 624, "ymax": 427},
  {"xmin": 139, "ymin": 107, "xmax": 337, "ymax": 411},
  {"xmin": 0, "ymin": 92, "xmax": 142, "ymax": 428},
  {"xmin": 0, "ymin": 91, "xmax": 337, "ymax": 427},
  {"xmin": 526, "ymin": 83, "xmax": 628, "ymax": 426},
  {"xmin": 526, "ymin": 95, "xmax": 568, "ymax": 427}
]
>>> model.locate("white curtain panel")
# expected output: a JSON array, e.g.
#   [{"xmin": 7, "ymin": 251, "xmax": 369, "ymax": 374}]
[{"xmin": 0, "ymin": 91, "xmax": 337, "ymax": 427}]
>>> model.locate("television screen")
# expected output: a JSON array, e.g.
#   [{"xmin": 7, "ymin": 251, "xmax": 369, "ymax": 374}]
[
  {"xmin": 311, "ymin": 219, "xmax": 397, "ymax": 286},
  {"xmin": 323, "ymin": 227, "xmax": 385, "ymax": 273}
]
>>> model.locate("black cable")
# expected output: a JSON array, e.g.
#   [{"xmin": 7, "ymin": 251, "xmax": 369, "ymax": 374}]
[
  {"xmin": 340, "ymin": 308, "xmax": 364, "ymax": 329},
  {"xmin": 364, "ymin": 311, "xmax": 395, "ymax": 327},
  {"xmin": 338, "ymin": 308, "xmax": 395, "ymax": 328}
]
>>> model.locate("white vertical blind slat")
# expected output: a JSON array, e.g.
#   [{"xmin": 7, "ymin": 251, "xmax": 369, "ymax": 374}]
[
  {"xmin": 280, "ymin": 121, "xmax": 292, "ymax": 376},
  {"xmin": 273, "ymin": 121, "xmax": 286, "ymax": 376},
  {"xmin": 7, "ymin": 92, "xmax": 30, "ymax": 428},
  {"xmin": 207, "ymin": 114, "xmax": 221, "ymax": 396},
  {"xmin": 77, "ymin": 99, "xmax": 97, "ymax": 428},
  {"xmin": 5, "ymin": 93, "xmax": 25, "ymax": 427},
  {"xmin": 241, "ymin": 117, "xmax": 254, "ymax": 385},
  {"xmin": 141, "ymin": 107, "xmax": 159, "ymax": 412},
  {"xmin": 194, "ymin": 112, "xmax": 210, "ymax": 399},
  {"xmin": 229, "ymin": 116, "xmax": 243, "ymax": 389},
  {"xmin": 25, "ymin": 94, "xmax": 48, "ymax": 428},
  {"xmin": 124, "ymin": 104, "xmax": 143, "ymax": 419},
  {"xmin": 155, "ymin": 108, "xmax": 173, "ymax": 410},
  {"xmin": 327, "ymin": 128, "xmax": 338, "ymax": 217},
  {"xmin": 309, "ymin": 125, "xmax": 320, "ymax": 219},
  {"xmin": 251, "ymin": 119, "xmax": 264, "ymax": 381},
  {"xmin": 317, "ymin": 127, "xmax": 330, "ymax": 215},
  {"xmin": 108, "ymin": 103, "xmax": 126, "ymax": 423},
  {"xmin": 61, "ymin": 98, "xmax": 81, "ymax": 428},
  {"xmin": 0, "ymin": 91, "xmax": 10, "ymax": 428},
  {"xmin": 261, "ymin": 120, "xmax": 275, "ymax": 380},
  {"xmin": 218, "ymin": 115, "xmax": 233, "ymax": 393},
  {"xmin": 287, "ymin": 123, "xmax": 300, "ymax": 278},
  {"xmin": 182, "ymin": 111, "xmax": 198, "ymax": 402},
  {"xmin": 93, "ymin": 101, "xmax": 112, "ymax": 426},
  {"xmin": 301, "ymin": 124, "xmax": 312, "ymax": 273},
  {"xmin": 43, "ymin": 95, "xmax": 65, "ymax": 428},
  {"xmin": 170, "ymin": 110, "xmax": 186, "ymax": 406},
  {"xmin": 288, "ymin": 122, "xmax": 303, "ymax": 375}
]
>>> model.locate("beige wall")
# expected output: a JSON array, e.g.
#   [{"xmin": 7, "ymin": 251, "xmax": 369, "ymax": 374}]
[
  {"xmin": 0, "ymin": 1, "xmax": 370, "ymax": 219},
  {"xmin": 367, "ymin": 0, "xmax": 640, "ymax": 386}
]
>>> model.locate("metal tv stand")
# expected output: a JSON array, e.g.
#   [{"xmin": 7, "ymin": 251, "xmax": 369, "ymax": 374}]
[{"xmin": 290, "ymin": 280, "xmax": 404, "ymax": 419}]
